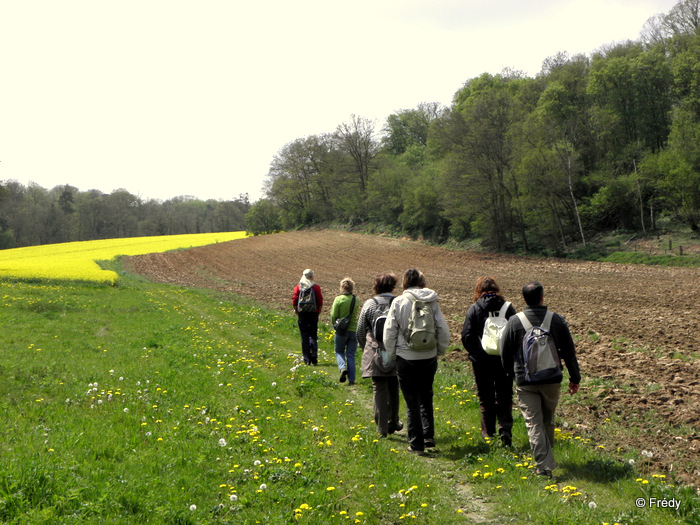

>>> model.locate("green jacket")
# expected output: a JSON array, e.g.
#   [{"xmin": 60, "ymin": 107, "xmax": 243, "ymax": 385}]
[{"xmin": 330, "ymin": 294, "xmax": 360, "ymax": 333}]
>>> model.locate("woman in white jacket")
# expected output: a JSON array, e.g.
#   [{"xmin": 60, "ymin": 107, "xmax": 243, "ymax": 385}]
[{"xmin": 384, "ymin": 268, "xmax": 450, "ymax": 455}]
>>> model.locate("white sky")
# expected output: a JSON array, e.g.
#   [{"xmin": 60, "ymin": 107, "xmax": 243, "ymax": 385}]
[{"xmin": 0, "ymin": 0, "xmax": 679, "ymax": 203}]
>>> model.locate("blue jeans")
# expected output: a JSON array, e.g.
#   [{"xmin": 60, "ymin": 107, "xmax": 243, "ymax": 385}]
[{"xmin": 334, "ymin": 331, "xmax": 358, "ymax": 384}]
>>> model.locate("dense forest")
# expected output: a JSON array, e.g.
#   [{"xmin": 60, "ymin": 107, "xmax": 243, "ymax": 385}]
[
  {"xmin": 0, "ymin": 182, "xmax": 250, "ymax": 249},
  {"xmin": 246, "ymin": 0, "xmax": 700, "ymax": 254}
]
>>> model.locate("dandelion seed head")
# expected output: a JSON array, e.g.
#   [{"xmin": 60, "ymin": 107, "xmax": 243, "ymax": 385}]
[
  {"xmin": 219, "ymin": 438, "xmax": 227, "ymax": 447},
  {"xmin": 589, "ymin": 501, "xmax": 597, "ymax": 509},
  {"xmin": 259, "ymin": 483, "xmax": 267, "ymax": 490}
]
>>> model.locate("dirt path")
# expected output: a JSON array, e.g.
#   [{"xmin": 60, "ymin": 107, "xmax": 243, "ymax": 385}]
[{"xmin": 123, "ymin": 230, "xmax": 700, "ymax": 486}]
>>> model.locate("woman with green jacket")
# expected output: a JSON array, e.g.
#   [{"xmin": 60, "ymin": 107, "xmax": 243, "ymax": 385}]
[{"xmin": 330, "ymin": 277, "xmax": 360, "ymax": 385}]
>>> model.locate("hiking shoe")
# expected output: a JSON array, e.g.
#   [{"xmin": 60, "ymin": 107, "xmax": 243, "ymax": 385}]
[
  {"xmin": 536, "ymin": 470, "xmax": 553, "ymax": 479},
  {"xmin": 406, "ymin": 446, "xmax": 425, "ymax": 456},
  {"xmin": 424, "ymin": 438, "xmax": 436, "ymax": 449},
  {"xmin": 339, "ymin": 369, "xmax": 347, "ymax": 383},
  {"xmin": 500, "ymin": 433, "xmax": 512, "ymax": 447},
  {"xmin": 388, "ymin": 421, "xmax": 404, "ymax": 434}
]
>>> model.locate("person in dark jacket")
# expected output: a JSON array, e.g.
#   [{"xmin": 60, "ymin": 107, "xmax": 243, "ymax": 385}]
[
  {"xmin": 461, "ymin": 276, "xmax": 516, "ymax": 446},
  {"xmin": 500, "ymin": 281, "xmax": 581, "ymax": 479}
]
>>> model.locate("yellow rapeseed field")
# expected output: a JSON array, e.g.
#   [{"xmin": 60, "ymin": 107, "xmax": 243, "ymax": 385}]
[{"xmin": 0, "ymin": 232, "xmax": 247, "ymax": 285}]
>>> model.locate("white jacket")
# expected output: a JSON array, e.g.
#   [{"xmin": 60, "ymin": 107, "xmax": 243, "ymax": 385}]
[{"xmin": 383, "ymin": 287, "xmax": 450, "ymax": 361}]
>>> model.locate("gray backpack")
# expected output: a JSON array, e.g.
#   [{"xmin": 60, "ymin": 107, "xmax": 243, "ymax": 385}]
[
  {"xmin": 517, "ymin": 311, "xmax": 562, "ymax": 382},
  {"xmin": 405, "ymin": 293, "xmax": 437, "ymax": 351}
]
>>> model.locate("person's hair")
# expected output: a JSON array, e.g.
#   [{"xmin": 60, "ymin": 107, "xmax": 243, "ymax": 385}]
[
  {"xmin": 402, "ymin": 268, "xmax": 426, "ymax": 290},
  {"xmin": 373, "ymin": 273, "xmax": 397, "ymax": 294},
  {"xmin": 303, "ymin": 269, "xmax": 314, "ymax": 279},
  {"xmin": 473, "ymin": 276, "xmax": 503, "ymax": 303},
  {"xmin": 340, "ymin": 277, "xmax": 355, "ymax": 294},
  {"xmin": 522, "ymin": 281, "xmax": 544, "ymax": 306}
]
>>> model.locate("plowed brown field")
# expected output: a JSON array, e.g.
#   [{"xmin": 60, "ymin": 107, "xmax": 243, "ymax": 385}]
[{"xmin": 124, "ymin": 230, "xmax": 700, "ymax": 485}]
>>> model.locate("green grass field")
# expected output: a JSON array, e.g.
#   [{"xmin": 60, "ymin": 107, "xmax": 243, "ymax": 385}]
[{"xmin": 1, "ymin": 262, "xmax": 697, "ymax": 524}]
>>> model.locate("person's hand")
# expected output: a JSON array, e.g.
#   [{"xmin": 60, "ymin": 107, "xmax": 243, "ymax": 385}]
[{"xmin": 568, "ymin": 382, "xmax": 579, "ymax": 394}]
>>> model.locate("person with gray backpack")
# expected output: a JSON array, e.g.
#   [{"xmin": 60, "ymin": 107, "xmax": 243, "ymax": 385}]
[
  {"xmin": 500, "ymin": 281, "xmax": 581, "ymax": 479},
  {"xmin": 384, "ymin": 268, "xmax": 450, "ymax": 455}
]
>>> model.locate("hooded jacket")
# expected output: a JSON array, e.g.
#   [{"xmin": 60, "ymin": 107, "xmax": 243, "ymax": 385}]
[{"xmin": 383, "ymin": 287, "xmax": 450, "ymax": 361}]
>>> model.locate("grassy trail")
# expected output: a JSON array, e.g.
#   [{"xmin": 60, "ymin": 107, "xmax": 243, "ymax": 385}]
[{"xmin": 0, "ymin": 270, "xmax": 697, "ymax": 524}]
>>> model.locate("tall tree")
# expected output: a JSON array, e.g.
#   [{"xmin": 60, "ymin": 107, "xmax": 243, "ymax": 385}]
[{"xmin": 335, "ymin": 115, "xmax": 379, "ymax": 194}]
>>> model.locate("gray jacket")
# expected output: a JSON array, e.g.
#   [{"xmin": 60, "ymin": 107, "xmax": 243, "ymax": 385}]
[{"xmin": 384, "ymin": 287, "xmax": 450, "ymax": 361}]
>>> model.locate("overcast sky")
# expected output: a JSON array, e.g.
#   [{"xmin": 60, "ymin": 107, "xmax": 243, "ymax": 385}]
[{"xmin": 0, "ymin": 0, "xmax": 679, "ymax": 203}]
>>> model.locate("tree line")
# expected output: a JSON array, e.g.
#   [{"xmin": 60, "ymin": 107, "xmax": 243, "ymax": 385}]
[
  {"xmin": 0, "ymin": 182, "xmax": 250, "ymax": 249},
  {"xmin": 246, "ymin": 0, "xmax": 700, "ymax": 254}
]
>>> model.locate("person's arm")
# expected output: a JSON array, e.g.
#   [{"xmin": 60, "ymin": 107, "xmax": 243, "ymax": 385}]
[
  {"xmin": 554, "ymin": 314, "xmax": 581, "ymax": 385},
  {"xmin": 383, "ymin": 299, "xmax": 400, "ymax": 360},
  {"xmin": 433, "ymin": 303, "xmax": 450, "ymax": 355},
  {"xmin": 315, "ymin": 285, "xmax": 323, "ymax": 312},
  {"xmin": 461, "ymin": 305, "xmax": 488, "ymax": 362},
  {"xmin": 330, "ymin": 297, "xmax": 340, "ymax": 325},
  {"xmin": 499, "ymin": 319, "xmax": 516, "ymax": 379},
  {"xmin": 292, "ymin": 285, "xmax": 300, "ymax": 313},
  {"xmin": 356, "ymin": 302, "xmax": 371, "ymax": 349}
]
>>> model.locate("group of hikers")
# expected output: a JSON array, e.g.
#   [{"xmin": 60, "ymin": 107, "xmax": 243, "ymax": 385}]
[{"xmin": 292, "ymin": 268, "xmax": 581, "ymax": 479}]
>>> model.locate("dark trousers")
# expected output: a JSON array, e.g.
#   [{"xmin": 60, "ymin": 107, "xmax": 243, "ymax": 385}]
[
  {"xmin": 471, "ymin": 355, "xmax": 513, "ymax": 438},
  {"xmin": 297, "ymin": 312, "xmax": 318, "ymax": 365},
  {"xmin": 372, "ymin": 376, "xmax": 400, "ymax": 436},
  {"xmin": 396, "ymin": 356, "xmax": 438, "ymax": 451}
]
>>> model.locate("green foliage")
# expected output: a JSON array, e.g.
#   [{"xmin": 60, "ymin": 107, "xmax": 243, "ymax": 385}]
[
  {"xmin": 256, "ymin": 4, "xmax": 700, "ymax": 255},
  {"xmin": 601, "ymin": 251, "xmax": 700, "ymax": 267},
  {"xmin": 245, "ymin": 199, "xmax": 282, "ymax": 235}
]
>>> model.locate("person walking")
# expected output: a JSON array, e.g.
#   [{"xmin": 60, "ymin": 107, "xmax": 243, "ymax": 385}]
[
  {"xmin": 330, "ymin": 277, "xmax": 360, "ymax": 385},
  {"xmin": 292, "ymin": 269, "xmax": 323, "ymax": 365},
  {"xmin": 384, "ymin": 268, "xmax": 450, "ymax": 455},
  {"xmin": 357, "ymin": 273, "xmax": 402, "ymax": 438},
  {"xmin": 500, "ymin": 281, "xmax": 581, "ymax": 479},
  {"xmin": 461, "ymin": 276, "xmax": 516, "ymax": 446}
]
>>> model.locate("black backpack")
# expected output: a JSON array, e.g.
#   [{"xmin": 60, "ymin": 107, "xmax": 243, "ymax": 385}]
[{"xmin": 297, "ymin": 285, "xmax": 316, "ymax": 313}]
